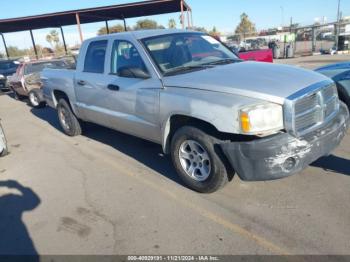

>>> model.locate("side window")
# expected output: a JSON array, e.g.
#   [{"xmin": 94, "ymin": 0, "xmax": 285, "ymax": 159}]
[
  {"xmin": 84, "ymin": 40, "xmax": 107, "ymax": 74},
  {"xmin": 111, "ymin": 40, "xmax": 148, "ymax": 77}
]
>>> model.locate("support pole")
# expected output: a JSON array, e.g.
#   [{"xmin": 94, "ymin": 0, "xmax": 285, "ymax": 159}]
[
  {"xmin": 190, "ymin": 10, "xmax": 194, "ymax": 27},
  {"xmin": 60, "ymin": 27, "xmax": 68, "ymax": 55},
  {"xmin": 105, "ymin": 21, "xmax": 110, "ymax": 34},
  {"xmin": 123, "ymin": 17, "xmax": 127, "ymax": 31},
  {"xmin": 187, "ymin": 10, "xmax": 190, "ymax": 29},
  {"xmin": 180, "ymin": 0, "xmax": 185, "ymax": 29},
  {"xmin": 335, "ymin": 0, "xmax": 341, "ymax": 51},
  {"xmin": 75, "ymin": 13, "xmax": 83, "ymax": 43},
  {"xmin": 30, "ymin": 30, "xmax": 38, "ymax": 60},
  {"xmin": 1, "ymin": 33, "xmax": 9, "ymax": 59},
  {"xmin": 311, "ymin": 27, "xmax": 316, "ymax": 53}
]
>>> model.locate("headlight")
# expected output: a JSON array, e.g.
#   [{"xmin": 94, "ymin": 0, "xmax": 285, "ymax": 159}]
[
  {"xmin": 0, "ymin": 74, "xmax": 4, "ymax": 79},
  {"xmin": 240, "ymin": 103, "xmax": 284, "ymax": 135}
]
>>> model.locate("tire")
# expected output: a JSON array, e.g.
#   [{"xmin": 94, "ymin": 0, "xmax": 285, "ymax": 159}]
[
  {"xmin": 28, "ymin": 89, "xmax": 46, "ymax": 108},
  {"xmin": 57, "ymin": 98, "xmax": 82, "ymax": 137},
  {"xmin": 0, "ymin": 123, "xmax": 8, "ymax": 157},
  {"xmin": 171, "ymin": 126, "xmax": 229, "ymax": 193},
  {"xmin": 336, "ymin": 83, "xmax": 350, "ymax": 111}
]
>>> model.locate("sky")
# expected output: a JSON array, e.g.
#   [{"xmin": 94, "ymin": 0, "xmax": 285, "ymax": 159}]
[{"xmin": 0, "ymin": 0, "xmax": 349, "ymax": 52}]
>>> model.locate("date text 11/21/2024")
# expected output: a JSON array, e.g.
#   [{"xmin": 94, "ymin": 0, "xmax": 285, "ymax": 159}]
[{"xmin": 127, "ymin": 255, "xmax": 220, "ymax": 261}]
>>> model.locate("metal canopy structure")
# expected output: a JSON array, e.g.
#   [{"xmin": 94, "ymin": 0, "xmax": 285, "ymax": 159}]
[{"xmin": 0, "ymin": 0, "xmax": 192, "ymax": 59}]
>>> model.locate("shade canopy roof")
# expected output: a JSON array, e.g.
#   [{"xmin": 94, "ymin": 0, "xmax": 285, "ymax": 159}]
[{"xmin": 0, "ymin": 0, "xmax": 190, "ymax": 33}]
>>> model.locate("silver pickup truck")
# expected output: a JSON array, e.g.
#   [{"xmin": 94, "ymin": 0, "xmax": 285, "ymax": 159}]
[{"xmin": 42, "ymin": 29, "xmax": 349, "ymax": 193}]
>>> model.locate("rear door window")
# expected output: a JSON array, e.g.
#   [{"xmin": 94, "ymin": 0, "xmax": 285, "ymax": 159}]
[{"xmin": 84, "ymin": 40, "xmax": 108, "ymax": 74}]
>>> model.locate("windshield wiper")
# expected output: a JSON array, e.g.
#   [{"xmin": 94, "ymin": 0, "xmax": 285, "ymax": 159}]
[
  {"xmin": 203, "ymin": 58, "xmax": 241, "ymax": 66},
  {"xmin": 163, "ymin": 65, "xmax": 211, "ymax": 76}
]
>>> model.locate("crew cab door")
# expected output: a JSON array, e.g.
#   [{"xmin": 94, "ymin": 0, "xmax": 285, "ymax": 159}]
[
  {"xmin": 74, "ymin": 39, "xmax": 113, "ymax": 127},
  {"xmin": 103, "ymin": 39, "xmax": 162, "ymax": 143},
  {"xmin": 75, "ymin": 37, "xmax": 162, "ymax": 143}
]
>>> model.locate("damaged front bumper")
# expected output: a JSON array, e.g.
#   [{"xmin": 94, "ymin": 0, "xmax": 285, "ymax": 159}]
[{"xmin": 221, "ymin": 103, "xmax": 350, "ymax": 181}]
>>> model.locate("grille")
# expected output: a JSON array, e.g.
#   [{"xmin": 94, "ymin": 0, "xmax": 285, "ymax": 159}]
[{"xmin": 291, "ymin": 83, "xmax": 339, "ymax": 136}]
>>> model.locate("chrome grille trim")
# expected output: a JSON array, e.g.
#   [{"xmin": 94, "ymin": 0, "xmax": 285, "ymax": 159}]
[{"xmin": 284, "ymin": 80, "xmax": 340, "ymax": 137}]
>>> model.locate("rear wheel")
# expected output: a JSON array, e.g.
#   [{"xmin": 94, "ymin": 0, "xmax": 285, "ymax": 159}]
[
  {"xmin": 171, "ymin": 126, "xmax": 229, "ymax": 193},
  {"xmin": 57, "ymin": 99, "xmax": 82, "ymax": 137},
  {"xmin": 28, "ymin": 89, "xmax": 46, "ymax": 108}
]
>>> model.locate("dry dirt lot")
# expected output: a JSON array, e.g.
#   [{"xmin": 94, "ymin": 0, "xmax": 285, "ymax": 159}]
[
  {"xmin": 0, "ymin": 55, "xmax": 349, "ymax": 256},
  {"xmin": 275, "ymin": 53, "xmax": 350, "ymax": 70}
]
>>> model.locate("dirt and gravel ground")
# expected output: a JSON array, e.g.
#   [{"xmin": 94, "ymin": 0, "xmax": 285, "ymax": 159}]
[
  {"xmin": 0, "ymin": 55, "xmax": 349, "ymax": 256},
  {"xmin": 275, "ymin": 53, "xmax": 350, "ymax": 70}
]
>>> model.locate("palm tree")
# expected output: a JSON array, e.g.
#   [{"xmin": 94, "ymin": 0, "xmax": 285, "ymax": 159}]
[
  {"xmin": 168, "ymin": 18, "xmax": 177, "ymax": 29},
  {"xmin": 46, "ymin": 30, "xmax": 60, "ymax": 49}
]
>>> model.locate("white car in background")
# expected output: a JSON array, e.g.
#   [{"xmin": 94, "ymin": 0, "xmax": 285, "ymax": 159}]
[{"xmin": 0, "ymin": 121, "xmax": 8, "ymax": 157}]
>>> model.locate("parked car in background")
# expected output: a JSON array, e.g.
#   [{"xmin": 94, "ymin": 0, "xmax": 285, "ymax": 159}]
[
  {"xmin": 238, "ymin": 49, "xmax": 273, "ymax": 63},
  {"xmin": 8, "ymin": 59, "xmax": 73, "ymax": 108},
  {"xmin": 0, "ymin": 60, "xmax": 20, "ymax": 90},
  {"xmin": 0, "ymin": 120, "xmax": 8, "ymax": 157},
  {"xmin": 229, "ymin": 45, "xmax": 273, "ymax": 63},
  {"xmin": 42, "ymin": 30, "xmax": 349, "ymax": 193},
  {"xmin": 320, "ymin": 46, "xmax": 337, "ymax": 55},
  {"xmin": 315, "ymin": 61, "xmax": 350, "ymax": 110}
]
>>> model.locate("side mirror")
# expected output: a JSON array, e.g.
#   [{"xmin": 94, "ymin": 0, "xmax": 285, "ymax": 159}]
[{"xmin": 118, "ymin": 66, "xmax": 150, "ymax": 79}]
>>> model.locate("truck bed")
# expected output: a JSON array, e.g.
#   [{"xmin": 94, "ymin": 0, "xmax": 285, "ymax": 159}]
[{"xmin": 41, "ymin": 68, "xmax": 76, "ymax": 107}]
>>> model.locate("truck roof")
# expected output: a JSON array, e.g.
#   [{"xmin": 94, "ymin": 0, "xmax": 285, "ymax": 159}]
[
  {"xmin": 87, "ymin": 29, "xmax": 199, "ymax": 42},
  {"xmin": 131, "ymin": 29, "xmax": 198, "ymax": 39}
]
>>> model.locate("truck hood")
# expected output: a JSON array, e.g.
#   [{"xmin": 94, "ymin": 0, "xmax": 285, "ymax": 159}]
[{"xmin": 163, "ymin": 61, "xmax": 330, "ymax": 104}]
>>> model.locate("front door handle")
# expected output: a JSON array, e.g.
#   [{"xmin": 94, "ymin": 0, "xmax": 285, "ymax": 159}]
[
  {"xmin": 107, "ymin": 84, "xmax": 120, "ymax": 91},
  {"xmin": 77, "ymin": 80, "xmax": 86, "ymax": 86}
]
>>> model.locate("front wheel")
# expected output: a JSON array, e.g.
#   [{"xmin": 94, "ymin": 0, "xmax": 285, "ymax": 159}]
[
  {"xmin": 171, "ymin": 126, "xmax": 229, "ymax": 193},
  {"xmin": 28, "ymin": 89, "xmax": 46, "ymax": 108},
  {"xmin": 57, "ymin": 99, "xmax": 82, "ymax": 137}
]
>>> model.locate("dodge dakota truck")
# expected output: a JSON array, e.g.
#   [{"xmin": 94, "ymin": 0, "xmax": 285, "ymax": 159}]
[{"xmin": 42, "ymin": 30, "xmax": 349, "ymax": 193}]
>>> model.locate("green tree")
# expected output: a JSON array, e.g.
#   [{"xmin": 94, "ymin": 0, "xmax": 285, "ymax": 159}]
[
  {"xmin": 209, "ymin": 26, "xmax": 221, "ymax": 39},
  {"xmin": 228, "ymin": 35, "xmax": 240, "ymax": 42},
  {"xmin": 46, "ymin": 30, "xmax": 60, "ymax": 49},
  {"xmin": 134, "ymin": 19, "xmax": 164, "ymax": 30},
  {"xmin": 168, "ymin": 18, "xmax": 177, "ymax": 29},
  {"xmin": 97, "ymin": 24, "xmax": 129, "ymax": 35},
  {"xmin": 30, "ymin": 45, "xmax": 44, "ymax": 58},
  {"xmin": 192, "ymin": 26, "xmax": 207, "ymax": 33},
  {"xmin": 235, "ymin": 13, "xmax": 257, "ymax": 40},
  {"xmin": 7, "ymin": 46, "xmax": 27, "ymax": 58}
]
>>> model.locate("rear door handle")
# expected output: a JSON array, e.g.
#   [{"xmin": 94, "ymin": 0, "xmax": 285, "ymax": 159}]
[
  {"xmin": 107, "ymin": 84, "xmax": 120, "ymax": 91},
  {"xmin": 77, "ymin": 80, "xmax": 86, "ymax": 86}
]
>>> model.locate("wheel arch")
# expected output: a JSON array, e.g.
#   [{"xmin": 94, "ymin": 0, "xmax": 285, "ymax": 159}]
[
  {"xmin": 162, "ymin": 114, "xmax": 246, "ymax": 154},
  {"xmin": 52, "ymin": 90, "xmax": 78, "ymax": 115}
]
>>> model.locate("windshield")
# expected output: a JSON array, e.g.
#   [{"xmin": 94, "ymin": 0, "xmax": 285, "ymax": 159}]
[
  {"xmin": 25, "ymin": 60, "xmax": 70, "ymax": 75},
  {"xmin": 142, "ymin": 33, "xmax": 239, "ymax": 76}
]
